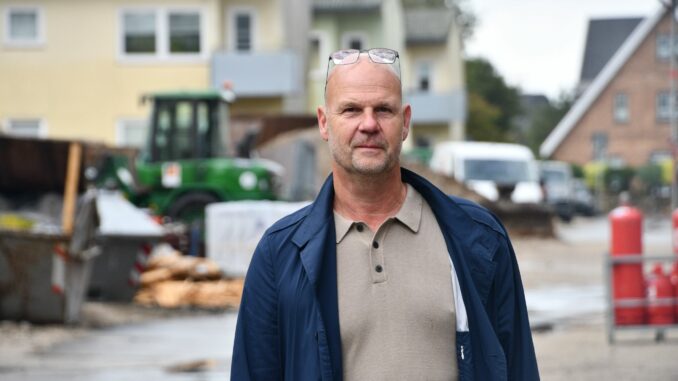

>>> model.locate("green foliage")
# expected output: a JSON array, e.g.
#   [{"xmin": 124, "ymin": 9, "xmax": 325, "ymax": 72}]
[
  {"xmin": 636, "ymin": 164, "xmax": 664, "ymax": 188},
  {"xmin": 465, "ymin": 58, "xmax": 521, "ymax": 142},
  {"xmin": 570, "ymin": 163, "xmax": 584, "ymax": 179},
  {"xmin": 603, "ymin": 167, "xmax": 635, "ymax": 193},
  {"xmin": 466, "ymin": 93, "xmax": 504, "ymax": 141},
  {"xmin": 527, "ymin": 92, "xmax": 574, "ymax": 156}
]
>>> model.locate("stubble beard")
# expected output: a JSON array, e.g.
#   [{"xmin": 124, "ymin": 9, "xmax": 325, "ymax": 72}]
[{"xmin": 328, "ymin": 130, "xmax": 402, "ymax": 176}]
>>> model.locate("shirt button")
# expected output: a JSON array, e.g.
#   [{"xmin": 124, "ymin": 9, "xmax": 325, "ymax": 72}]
[
  {"xmin": 372, "ymin": 241, "xmax": 379, "ymax": 249},
  {"xmin": 356, "ymin": 223, "xmax": 364, "ymax": 232},
  {"xmin": 375, "ymin": 265, "xmax": 383, "ymax": 273}
]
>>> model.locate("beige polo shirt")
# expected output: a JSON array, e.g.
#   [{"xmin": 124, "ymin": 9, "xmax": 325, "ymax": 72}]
[{"xmin": 334, "ymin": 183, "xmax": 457, "ymax": 381}]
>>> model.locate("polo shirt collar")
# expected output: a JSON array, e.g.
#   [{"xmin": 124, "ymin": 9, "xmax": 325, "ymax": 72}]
[
  {"xmin": 333, "ymin": 211, "xmax": 354, "ymax": 243},
  {"xmin": 395, "ymin": 183, "xmax": 423, "ymax": 233},
  {"xmin": 333, "ymin": 183, "xmax": 423, "ymax": 243}
]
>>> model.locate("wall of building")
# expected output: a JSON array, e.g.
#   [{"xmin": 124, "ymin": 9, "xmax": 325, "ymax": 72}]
[
  {"xmin": 0, "ymin": 0, "xmax": 221, "ymax": 144},
  {"xmin": 222, "ymin": 0, "xmax": 283, "ymax": 52},
  {"xmin": 553, "ymin": 12, "xmax": 673, "ymax": 166}
]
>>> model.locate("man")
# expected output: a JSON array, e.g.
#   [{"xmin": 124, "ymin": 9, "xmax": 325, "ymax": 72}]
[{"xmin": 232, "ymin": 48, "xmax": 539, "ymax": 380}]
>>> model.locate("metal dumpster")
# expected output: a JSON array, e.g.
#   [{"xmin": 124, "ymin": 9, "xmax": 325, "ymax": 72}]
[
  {"xmin": 0, "ymin": 138, "xmax": 105, "ymax": 324},
  {"xmin": 0, "ymin": 190, "xmax": 99, "ymax": 324},
  {"xmin": 88, "ymin": 191, "xmax": 164, "ymax": 301}
]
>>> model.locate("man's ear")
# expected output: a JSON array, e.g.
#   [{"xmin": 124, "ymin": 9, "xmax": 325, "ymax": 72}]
[
  {"xmin": 317, "ymin": 105, "xmax": 329, "ymax": 141},
  {"xmin": 402, "ymin": 103, "xmax": 411, "ymax": 141}
]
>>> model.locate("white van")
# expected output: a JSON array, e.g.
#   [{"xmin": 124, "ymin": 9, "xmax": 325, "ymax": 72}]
[{"xmin": 429, "ymin": 141, "xmax": 543, "ymax": 203}]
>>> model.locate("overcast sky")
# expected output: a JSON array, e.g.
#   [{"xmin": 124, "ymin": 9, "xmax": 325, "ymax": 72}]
[{"xmin": 465, "ymin": 0, "xmax": 662, "ymax": 100}]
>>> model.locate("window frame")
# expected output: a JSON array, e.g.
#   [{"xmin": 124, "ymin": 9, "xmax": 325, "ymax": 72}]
[
  {"xmin": 227, "ymin": 6, "xmax": 256, "ymax": 52},
  {"xmin": 3, "ymin": 5, "xmax": 45, "ymax": 47},
  {"xmin": 416, "ymin": 60, "xmax": 433, "ymax": 92},
  {"xmin": 655, "ymin": 32, "xmax": 678, "ymax": 61},
  {"xmin": 341, "ymin": 31, "xmax": 367, "ymax": 51},
  {"xmin": 613, "ymin": 92, "xmax": 629, "ymax": 124},
  {"xmin": 118, "ymin": 6, "xmax": 207, "ymax": 63},
  {"xmin": 656, "ymin": 91, "xmax": 673, "ymax": 122},
  {"xmin": 308, "ymin": 29, "xmax": 329, "ymax": 79},
  {"xmin": 3, "ymin": 118, "xmax": 47, "ymax": 138}
]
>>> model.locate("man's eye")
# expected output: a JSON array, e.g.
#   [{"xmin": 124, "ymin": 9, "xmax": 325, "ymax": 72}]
[
  {"xmin": 376, "ymin": 107, "xmax": 394, "ymax": 114},
  {"xmin": 342, "ymin": 107, "xmax": 358, "ymax": 113}
]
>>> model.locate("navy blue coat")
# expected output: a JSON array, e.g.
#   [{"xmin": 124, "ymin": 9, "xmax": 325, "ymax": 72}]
[{"xmin": 232, "ymin": 168, "xmax": 539, "ymax": 380}]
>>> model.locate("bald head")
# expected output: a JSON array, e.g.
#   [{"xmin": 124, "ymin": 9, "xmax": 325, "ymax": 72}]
[{"xmin": 325, "ymin": 54, "xmax": 402, "ymax": 105}]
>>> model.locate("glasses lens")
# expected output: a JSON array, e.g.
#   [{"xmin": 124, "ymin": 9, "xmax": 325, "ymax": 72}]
[
  {"xmin": 368, "ymin": 48, "xmax": 397, "ymax": 64},
  {"xmin": 330, "ymin": 49, "xmax": 360, "ymax": 65}
]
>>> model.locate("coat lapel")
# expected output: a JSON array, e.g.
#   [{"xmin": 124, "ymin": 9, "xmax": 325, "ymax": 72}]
[
  {"xmin": 403, "ymin": 168, "xmax": 505, "ymax": 378},
  {"xmin": 291, "ymin": 174, "xmax": 343, "ymax": 380}
]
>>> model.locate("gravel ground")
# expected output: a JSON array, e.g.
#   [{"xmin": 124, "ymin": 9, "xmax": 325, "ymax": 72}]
[{"xmin": 2, "ymin": 216, "xmax": 678, "ymax": 380}]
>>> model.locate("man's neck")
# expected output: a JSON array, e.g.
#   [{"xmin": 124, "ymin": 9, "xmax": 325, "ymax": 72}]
[{"xmin": 332, "ymin": 166, "xmax": 407, "ymax": 232}]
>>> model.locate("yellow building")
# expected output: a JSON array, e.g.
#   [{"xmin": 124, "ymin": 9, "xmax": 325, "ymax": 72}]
[
  {"xmin": 0, "ymin": 0, "xmax": 309, "ymax": 147},
  {"xmin": 1, "ymin": 0, "xmax": 463, "ymax": 150}
]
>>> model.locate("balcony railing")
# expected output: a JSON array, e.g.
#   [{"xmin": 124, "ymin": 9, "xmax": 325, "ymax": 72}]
[
  {"xmin": 211, "ymin": 51, "xmax": 301, "ymax": 97},
  {"xmin": 405, "ymin": 89, "xmax": 466, "ymax": 124}
]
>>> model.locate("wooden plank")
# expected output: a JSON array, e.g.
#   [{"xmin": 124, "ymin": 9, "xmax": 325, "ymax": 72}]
[{"xmin": 61, "ymin": 142, "xmax": 82, "ymax": 236}]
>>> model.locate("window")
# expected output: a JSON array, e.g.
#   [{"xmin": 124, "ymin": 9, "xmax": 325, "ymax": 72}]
[
  {"xmin": 348, "ymin": 38, "xmax": 362, "ymax": 50},
  {"xmin": 235, "ymin": 12, "xmax": 252, "ymax": 51},
  {"xmin": 656, "ymin": 33, "xmax": 678, "ymax": 60},
  {"xmin": 613, "ymin": 92, "xmax": 629, "ymax": 123},
  {"xmin": 341, "ymin": 32, "xmax": 366, "ymax": 51},
  {"xmin": 5, "ymin": 119, "xmax": 43, "ymax": 137},
  {"xmin": 123, "ymin": 12, "xmax": 156, "ymax": 54},
  {"xmin": 308, "ymin": 31, "xmax": 329, "ymax": 78},
  {"xmin": 4, "ymin": 7, "xmax": 44, "ymax": 46},
  {"xmin": 309, "ymin": 36, "xmax": 321, "ymax": 71},
  {"xmin": 591, "ymin": 132, "xmax": 608, "ymax": 161},
  {"xmin": 117, "ymin": 119, "xmax": 148, "ymax": 148},
  {"xmin": 120, "ymin": 8, "xmax": 204, "ymax": 60},
  {"xmin": 169, "ymin": 12, "xmax": 200, "ymax": 53},
  {"xmin": 228, "ymin": 8, "xmax": 255, "ymax": 52},
  {"xmin": 417, "ymin": 62, "xmax": 432, "ymax": 92},
  {"xmin": 656, "ymin": 91, "xmax": 678, "ymax": 121}
]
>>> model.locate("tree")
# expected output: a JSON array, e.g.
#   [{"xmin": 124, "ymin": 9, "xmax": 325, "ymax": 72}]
[
  {"xmin": 465, "ymin": 58, "xmax": 521, "ymax": 142},
  {"xmin": 466, "ymin": 93, "xmax": 503, "ymax": 141},
  {"xmin": 526, "ymin": 92, "xmax": 574, "ymax": 156}
]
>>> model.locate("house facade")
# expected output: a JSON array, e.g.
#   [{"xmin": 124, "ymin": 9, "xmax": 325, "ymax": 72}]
[
  {"xmin": 541, "ymin": 6, "xmax": 675, "ymax": 167},
  {"xmin": 0, "ymin": 0, "xmax": 308, "ymax": 147},
  {"xmin": 1, "ymin": 0, "xmax": 463, "ymax": 149},
  {"xmin": 402, "ymin": 7, "xmax": 466, "ymax": 146}
]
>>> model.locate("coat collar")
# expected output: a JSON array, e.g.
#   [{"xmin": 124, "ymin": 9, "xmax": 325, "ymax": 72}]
[{"xmin": 291, "ymin": 168, "xmax": 497, "ymax": 287}]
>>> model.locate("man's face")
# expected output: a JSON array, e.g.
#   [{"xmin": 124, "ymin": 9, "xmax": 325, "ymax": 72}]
[{"xmin": 317, "ymin": 58, "xmax": 411, "ymax": 176}]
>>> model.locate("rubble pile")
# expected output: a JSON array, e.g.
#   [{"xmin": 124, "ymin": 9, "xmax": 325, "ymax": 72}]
[{"xmin": 134, "ymin": 247, "xmax": 244, "ymax": 309}]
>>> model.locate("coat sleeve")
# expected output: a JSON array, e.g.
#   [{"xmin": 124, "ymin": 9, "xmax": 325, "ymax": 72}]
[
  {"xmin": 491, "ymin": 229, "xmax": 540, "ymax": 381},
  {"xmin": 231, "ymin": 235, "xmax": 282, "ymax": 381}
]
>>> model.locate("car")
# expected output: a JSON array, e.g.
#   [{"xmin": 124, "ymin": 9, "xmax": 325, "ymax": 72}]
[
  {"xmin": 429, "ymin": 141, "xmax": 543, "ymax": 203},
  {"xmin": 539, "ymin": 161, "xmax": 575, "ymax": 222}
]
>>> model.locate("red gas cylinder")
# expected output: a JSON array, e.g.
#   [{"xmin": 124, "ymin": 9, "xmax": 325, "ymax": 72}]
[
  {"xmin": 609, "ymin": 205, "xmax": 645, "ymax": 325},
  {"xmin": 646, "ymin": 264, "xmax": 675, "ymax": 325},
  {"xmin": 670, "ymin": 262, "xmax": 678, "ymax": 319}
]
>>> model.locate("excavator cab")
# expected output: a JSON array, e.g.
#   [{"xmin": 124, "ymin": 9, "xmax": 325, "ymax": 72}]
[{"xmin": 142, "ymin": 90, "xmax": 234, "ymax": 163}]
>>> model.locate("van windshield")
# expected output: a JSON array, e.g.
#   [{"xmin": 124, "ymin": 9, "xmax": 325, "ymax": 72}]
[
  {"xmin": 541, "ymin": 168, "xmax": 568, "ymax": 184},
  {"xmin": 464, "ymin": 159, "xmax": 535, "ymax": 184}
]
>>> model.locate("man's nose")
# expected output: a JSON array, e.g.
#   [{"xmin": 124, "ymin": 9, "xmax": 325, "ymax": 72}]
[{"xmin": 358, "ymin": 109, "xmax": 379, "ymax": 132}]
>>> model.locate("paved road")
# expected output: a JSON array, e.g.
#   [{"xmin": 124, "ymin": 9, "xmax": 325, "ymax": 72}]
[
  {"xmin": 0, "ymin": 314, "xmax": 237, "ymax": 381},
  {"xmin": 2, "ymin": 215, "xmax": 676, "ymax": 380}
]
